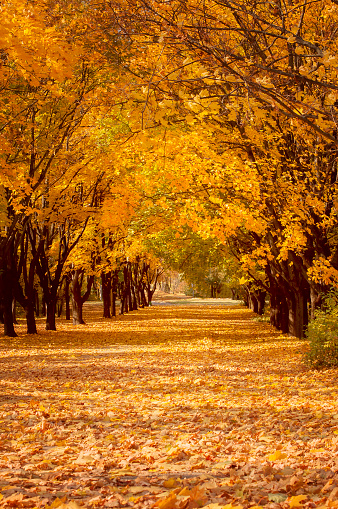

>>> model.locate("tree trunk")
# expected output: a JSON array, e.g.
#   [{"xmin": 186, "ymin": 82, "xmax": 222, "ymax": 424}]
[
  {"xmin": 102, "ymin": 272, "xmax": 111, "ymax": 318},
  {"xmin": 256, "ymin": 290, "xmax": 266, "ymax": 315},
  {"xmin": 3, "ymin": 305, "xmax": 17, "ymax": 337},
  {"xmin": 57, "ymin": 297, "xmax": 63, "ymax": 317},
  {"xmin": 147, "ymin": 285, "xmax": 156, "ymax": 305},
  {"xmin": 111, "ymin": 270, "xmax": 118, "ymax": 317},
  {"xmin": 72, "ymin": 290, "xmax": 85, "ymax": 325},
  {"xmin": 34, "ymin": 290, "xmax": 40, "ymax": 317},
  {"xmin": 287, "ymin": 289, "xmax": 308, "ymax": 339},
  {"xmin": 119, "ymin": 266, "xmax": 130, "ymax": 315},
  {"xmin": 65, "ymin": 278, "xmax": 71, "ymax": 320},
  {"xmin": 120, "ymin": 289, "xmax": 129, "ymax": 314},
  {"xmin": 140, "ymin": 286, "xmax": 148, "ymax": 306},
  {"xmin": 71, "ymin": 270, "xmax": 86, "ymax": 325},
  {"xmin": 144, "ymin": 265, "xmax": 162, "ymax": 305},
  {"xmin": 242, "ymin": 286, "xmax": 249, "ymax": 307},
  {"xmin": 112, "ymin": 290, "xmax": 117, "ymax": 317},
  {"xmin": 131, "ymin": 284, "xmax": 138, "ymax": 310},
  {"xmin": 3, "ymin": 298, "xmax": 17, "ymax": 337},
  {"xmin": 46, "ymin": 300, "xmax": 57, "ymax": 331},
  {"xmin": 26, "ymin": 300, "xmax": 37, "ymax": 334},
  {"xmin": 249, "ymin": 293, "xmax": 259, "ymax": 313},
  {"xmin": 269, "ymin": 284, "xmax": 289, "ymax": 334},
  {"xmin": 71, "ymin": 270, "xmax": 94, "ymax": 325},
  {"xmin": 12, "ymin": 298, "xmax": 18, "ymax": 324},
  {"xmin": 41, "ymin": 296, "xmax": 46, "ymax": 317},
  {"xmin": 124, "ymin": 266, "xmax": 131, "ymax": 313},
  {"xmin": 1, "ymin": 268, "xmax": 17, "ymax": 337},
  {"xmin": 128, "ymin": 288, "xmax": 133, "ymax": 312}
]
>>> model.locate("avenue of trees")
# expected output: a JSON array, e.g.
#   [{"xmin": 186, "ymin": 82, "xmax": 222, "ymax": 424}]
[{"xmin": 1, "ymin": 0, "xmax": 338, "ymax": 339}]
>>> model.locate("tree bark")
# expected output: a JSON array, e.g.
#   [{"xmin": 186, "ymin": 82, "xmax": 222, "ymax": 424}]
[
  {"xmin": 102, "ymin": 272, "xmax": 111, "ymax": 318},
  {"xmin": 249, "ymin": 293, "xmax": 259, "ymax": 313},
  {"xmin": 242, "ymin": 286, "xmax": 249, "ymax": 307},
  {"xmin": 26, "ymin": 299, "xmax": 37, "ymax": 334},
  {"xmin": 34, "ymin": 289, "xmax": 40, "ymax": 317},
  {"xmin": 12, "ymin": 298, "xmax": 18, "ymax": 324},
  {"xmin": 131, "ymin": 283, "xmax": 138, "ymax": 310},
  {"xmin": 57, "ymin": 296, "xmax": 64, "ymax": 317},
  {"xmin": 111, "ymin": 270, "xmax": 118, "ymax": 317},
  {"xmin": 46, "ymin": 300, "xmax": 57, "ymax": 330},
  {"xmin": 0, "ymin": 267, "xmax": 17, "ymax": 337},
  {"xmin": 3, "ymin": 295, "xmax": 17, "ymax": 336},
  {"xmin": 65, "ymin": 277, "xmax": 71, "ymax": 320},
  {"xmin": 72, "ymin": 291, "xmax": 85, "ymax": 325},
  {"xmin": 286, "ymin": 288, "xmax": 309, "ymax": 339},
  {"xmin": 41, "ymin": 296, "xmax": 46, "ymax": 317},
  {"xmin": 268, "ymin": 280, "xmax": 289, "ymax": 334},
  {"xmin": 71, "ymin": 270, "xmax": 94, "ymax": 325},
  {"xmin": 256, "ymin": 290, "xmax": 266, "ymax": 315}
]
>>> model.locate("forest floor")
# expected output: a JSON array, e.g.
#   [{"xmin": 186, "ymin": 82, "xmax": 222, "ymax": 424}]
[{"xmin": 1, "ymin": 298, "xmax": 338, "ymax": 509}]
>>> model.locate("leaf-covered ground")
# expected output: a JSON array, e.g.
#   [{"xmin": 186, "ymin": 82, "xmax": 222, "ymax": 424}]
[{"xmin": 1, "ymin": 300, "xmax": 338, "ymax": 509}]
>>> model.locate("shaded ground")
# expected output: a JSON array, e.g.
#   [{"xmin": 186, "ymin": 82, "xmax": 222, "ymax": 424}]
[{"xmin": 0, "ymin": 300, "xmax": 338, "ymax": 509}]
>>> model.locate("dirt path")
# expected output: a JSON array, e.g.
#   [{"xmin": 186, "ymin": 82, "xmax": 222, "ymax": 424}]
[{"xmin": 0, "ymin": 303, "xmax": 338, "ymax": 509}]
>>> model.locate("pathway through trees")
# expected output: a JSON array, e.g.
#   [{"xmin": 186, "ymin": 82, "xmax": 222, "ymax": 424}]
[{"xmin": 0, "ymin": 301, "xmax": 338, "ymax": 509}]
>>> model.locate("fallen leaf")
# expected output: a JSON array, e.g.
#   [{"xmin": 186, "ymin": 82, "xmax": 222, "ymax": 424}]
[
  {"xmin": 268, "ymin": 450, "xmax": 287, "ymax": 461},
  {"xmin": 288, "ymin": 495, "xmax": 307, "ymax": 508}
]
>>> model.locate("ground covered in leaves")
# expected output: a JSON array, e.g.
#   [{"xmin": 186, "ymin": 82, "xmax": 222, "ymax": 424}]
[{"xmin": 1, "ymin": 299, "xmax": 338, "ymax": 509}]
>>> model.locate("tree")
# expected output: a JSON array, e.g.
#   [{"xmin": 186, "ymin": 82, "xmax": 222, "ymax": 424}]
[{"xmin": 102, "ymin": 0, "xmax": 338, "ymax": 337}]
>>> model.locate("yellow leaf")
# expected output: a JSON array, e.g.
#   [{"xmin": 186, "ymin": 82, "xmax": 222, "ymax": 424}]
[
  {"xmin": 268, "ymin": 450, "xmax": 287, "ymax": 461},
  {"xmin": 190, "ymin": 460, "xmax": 206, "ymax": 470},
  {"xmin": 159, "ymin": 117, "xmax": 169, "ymax": 127},
  {"xmin": 287, "ymin": 35, "xmax": 297, "ymax": 43},
  {"xmin": 239, "ymin": 276, "xmax": 248, "ymax": 285},
  {"xmin": 225, "ymin": 75, "xmax": 242, "ymax": 82},
  {"xmin": 155, "ymin": 110, "xmax": 165, "ymax": 122},
  {"xmin": 288, "ymin": 495, "xmax": 307, "ymax": 508},
  {"xmin": 185, "ymin": 114, "xmax": 195, "ymax": 125},
  {"xmin": 64, "ymin": 503, "xmax": 82, "ymax": 509},
  {"xmin": 46, "ymin": 497, "xmax": 67, "ymax": 509},
  {"xmin": 163, "ymin": 478, "xmax": 179, "ymax": 488},
  {"xmin": 156, "ymin": 493, "xmax": 177, "ymax": 509},
  {"xmin": 178, "ymin": 487, "xmax": 191, "ymax": 496}
]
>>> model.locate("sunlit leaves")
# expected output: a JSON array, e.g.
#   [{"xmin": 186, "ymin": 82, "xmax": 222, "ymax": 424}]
[
  {"xmin": 267, "ymin": 450, "xmax": 287, "ymax": 461},
  {"xmin": 1, "ymin": 301, "xmax": 338, "ymax": 507}
]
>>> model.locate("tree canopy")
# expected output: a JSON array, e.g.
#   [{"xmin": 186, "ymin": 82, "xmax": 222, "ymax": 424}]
[{"xmin": 1, "ymin": 0, "xmax": 338, "ymax": 338}]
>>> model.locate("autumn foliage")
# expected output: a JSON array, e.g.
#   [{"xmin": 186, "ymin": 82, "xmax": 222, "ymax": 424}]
[
  {"xmin": 2, "ymin": 3, "xmax": 338, "ymax": 509},
  {"xmin": 1, "ymin": 0, "xmax": 338, "ymax": 339},
  {"xmin": 1, "ymin": 301, "xmax": 338, "ymax": 509}
]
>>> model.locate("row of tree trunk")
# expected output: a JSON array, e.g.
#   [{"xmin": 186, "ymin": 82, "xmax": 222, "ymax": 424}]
[
  {"xmin": 0, "ymin": 221, "xmax": 163, "ymax": 336},
  {"xmin": 101, "ymin": 260, "xmax": 163, "ymax": 318},
  {"xmin": 239, "ymin": 251, "xmax": 329, "ymax": 339}
]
